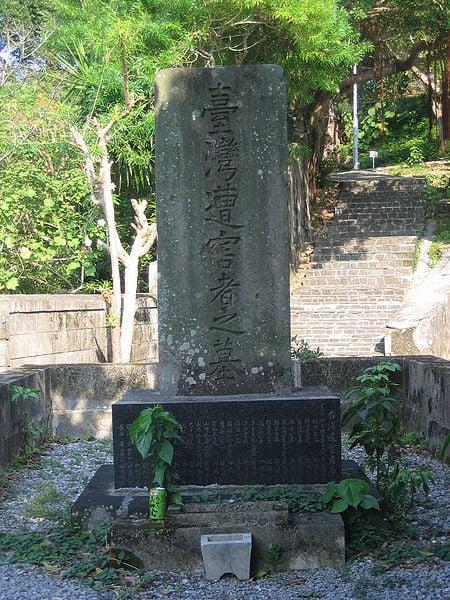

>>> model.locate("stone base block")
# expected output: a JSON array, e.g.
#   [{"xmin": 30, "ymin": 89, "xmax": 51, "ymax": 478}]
[
  {"xmin": 71, "ymin": 460, "xmax": 378, "ymax": 532},
  {"xmin": 109, "ymin": 501, "xmax": 345, "ymax": 573},
  {"xmin": 201, "ymin": 533, "xmax": 252, "ymax": 580}
]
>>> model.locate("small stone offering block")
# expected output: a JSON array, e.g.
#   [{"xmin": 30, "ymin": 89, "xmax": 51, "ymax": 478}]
[
  {"xmin": 201, "ymin": 533, "xmax": 252, "ymax": 581},
  {"xmin": 112, "ymin": 387, "xmax": 341, "ymax": 488}
]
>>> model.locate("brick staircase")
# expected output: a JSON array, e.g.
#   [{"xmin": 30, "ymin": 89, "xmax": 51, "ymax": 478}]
[{"xmin": 290, "ymin": 174, "xmax": 427, "ymax": 356}]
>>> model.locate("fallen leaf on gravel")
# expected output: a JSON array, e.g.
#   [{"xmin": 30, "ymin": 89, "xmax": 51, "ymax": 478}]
[
  {"xmin": 41, "ymin": 561, "xmax": 61, "ymax": 574},
  {"xmin": 286, "ymin": 577, "xmax": 306, "ymax": 586}
]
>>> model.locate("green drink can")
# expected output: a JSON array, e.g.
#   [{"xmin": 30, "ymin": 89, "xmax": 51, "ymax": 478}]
[{"xmin": 149, "ymin": 487, "xmax": 166, "ymax": 519}]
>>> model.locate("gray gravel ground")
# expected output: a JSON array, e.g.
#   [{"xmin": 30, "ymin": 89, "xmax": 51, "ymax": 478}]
[{"xmin": 0, "ymin": 439, "xmax": 448, "ymax": 600}]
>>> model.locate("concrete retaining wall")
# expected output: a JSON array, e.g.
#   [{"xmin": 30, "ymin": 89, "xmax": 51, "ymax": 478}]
[
  {"xmin": 0, "ymin": 356, "xmax": 448, "ymax": 469},
  {"xmin": 0, "ymin": 294, "xmax": 157, "ymax": 369},
  {"xmin": 0, "ymin": 367, "xmax": 50, "ymax": 468},
  {"xmin": 301, "ymin": 355, "xmax": 449, "ymax": 453}
]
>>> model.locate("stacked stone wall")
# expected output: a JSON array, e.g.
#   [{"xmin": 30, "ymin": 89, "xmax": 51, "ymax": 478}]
[{"xmin": 0, "ymin": 294, "xmax": 157, "ymax": 370}]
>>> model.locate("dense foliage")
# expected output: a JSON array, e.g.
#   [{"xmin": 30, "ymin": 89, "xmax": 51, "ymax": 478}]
[{"xmin": 0, "ymin": 0, "xmax": 448, "ymax": 293}]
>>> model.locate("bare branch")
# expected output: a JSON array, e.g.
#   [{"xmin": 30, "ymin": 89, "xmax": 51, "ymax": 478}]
[
  {"xmin": 70, "ymin": 127, "xmax": 99, "ymax": 205},
  {"xmin": 130, "ymin": 199, "xmax": 157, "ymax": 258},
  {"xmin": 339, "ymin": 38, "xmax": 432, "ymax": 93},
  {"xmin": 97, "ymin": 239, "xmax": 110, "ymax": 251}
]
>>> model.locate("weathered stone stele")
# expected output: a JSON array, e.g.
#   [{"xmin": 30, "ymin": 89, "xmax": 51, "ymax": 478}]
[{"xmin": 155, "ymin": 65, "xmax": 291, "ymax": 397}]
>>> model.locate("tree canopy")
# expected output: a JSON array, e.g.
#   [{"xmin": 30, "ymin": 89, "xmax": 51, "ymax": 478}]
[{"xmin": 0, "ymin": 0, "xmax": 448, "ymax": 293}]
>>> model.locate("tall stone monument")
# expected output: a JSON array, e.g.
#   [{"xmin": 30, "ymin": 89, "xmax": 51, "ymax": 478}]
[
  {"xmin": 111, "ymin": 65, "xmax": 341, "ymax": 488},
  {"xmin": 155, "ymin": 65, "xmax": 292, "ymax": 397}
]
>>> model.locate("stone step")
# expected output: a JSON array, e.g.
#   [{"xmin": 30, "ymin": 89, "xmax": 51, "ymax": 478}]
[
  {"xmin": 305, "ymin": 270, "xmax": 413, "ymax": 282},
  {"xmin": 291, "ymin": 302, "xmax": 402, "ymax": 314},
  {"xmin": 300, "ymin": 259, "xmax": 414, "ymax": 272},
  {"xmin": 338, "ymin": 180, "xmax": 426, "ymax": 193},
  {"xmin": 318, "ymin": 235, "xmax": 418, "ymax": 246},
  {"xmin": 310, "ymin": 257, "xmax": 413, "ymax": 268},
  {"xmin": 339, "ymin": 187, "xmax": 426, "ymax": 197},
  {"xmin": 296, "ymin": 286, "xmax": 404, "ymax": 299},
  {"xmin": 328, "ymin": 221, "xmax": 423, "ymax": 233},
  {"xmin": 314, "ymin": 243, "xmax": 416, "ymax": 254},
  {"xmin": 290, "ymin": 175, "xmax": 426, "ymax": 357},
  {"xmin": 329, "ymin": 206, "xmax": 421, "ymax": 215}
]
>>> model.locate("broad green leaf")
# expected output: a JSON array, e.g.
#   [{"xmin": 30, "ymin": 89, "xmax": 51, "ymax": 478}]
[
  {"xmin": 135, "ymin": 436, "xmax": 152, "ymax": 461},
  {"xmin": 66, "ymin": 261, "xmax": 81, "ymax": 274},
  {"xmin": 153, "ymin": 463, "xmax": 166, "ymax": 487},
  {"xmin": 360, "ymin": 494, "xmax": 380, "ymax": 511},
  {"xmin": 84, "ymin": 264, "xmax": 96, "ymax": 276},
  {"xmin": 168, "ymin": 491, "xmax": 183, "ymax": 506},
  {"xmin": 331, "ymin": 498, "xmax": 348, "ymax": 513},
  {"xmin": 6, "ymin": 277, "xmax": 19, "ymax": 290},
  {"xmin": 19, "ymin": 247, "xmax": 32, "ymax": 260},
  {"xmin": 336, "ymin": 479, "xmax": 369, "ymax": 509},
  {"xmin": 321, "ymin": 481, "xmax": 337, "ymax": 504},
  {"xmin": 158, "ymin": 440, "xmax": 174, "ymax": 464}
]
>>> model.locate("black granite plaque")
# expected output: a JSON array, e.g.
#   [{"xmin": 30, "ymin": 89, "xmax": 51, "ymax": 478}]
[{"xmin": 112, "ymin": 387, "xmax": 341, "ymax": 488}]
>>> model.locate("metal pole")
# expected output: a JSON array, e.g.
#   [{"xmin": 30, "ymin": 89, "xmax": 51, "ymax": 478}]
[{"xmin": 352, "ymin": 64, "xmax": 360, "ymax": 170}]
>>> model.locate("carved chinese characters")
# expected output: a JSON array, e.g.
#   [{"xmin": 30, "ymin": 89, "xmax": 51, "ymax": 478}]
[
  {"xmin": 155, "ymin": 65, "xmax": 291, "ymax": 397},
  {"xmin": 202, "ymin": 82, "xmax": 246, "ymax": 384},
  {"xmin": 113, "ymin": 389, "xmax": 342, "ymax": 487}
]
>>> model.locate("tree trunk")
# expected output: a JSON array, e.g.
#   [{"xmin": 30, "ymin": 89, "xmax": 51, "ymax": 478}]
[
  {"xmin": 442, "ymin": 30, "xmax": 450, "ymax": 147},
  {"xmin": 412, "ymin": 65, "xmax": 444, "ymax": 145},
  {"xmin": 121, "ymin": 255, "xmax": 139, "ymax": 363},
  {"xmin": 287, "ymin": 92, "xmax": 330, "ymax": 272},
  {"xmin": 307, "ymin": 91, "xmax": 331, "ymax": 200},
  {"xmin": 288, "ymin": 156, "xmax": 310, "ymax": 270},
  {"xmin": 98, "ymin": 141, "xmax": 124, "ymax": 363}
]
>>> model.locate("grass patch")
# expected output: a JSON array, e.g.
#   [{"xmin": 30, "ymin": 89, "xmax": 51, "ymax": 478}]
[
  {"xmin": 411, "ymin": 237, "xmax": 422, "ymax": 271},
  {"xmin": 25, "ymin": 483, "xmax": 69, "ymax": 523},
  {"xmin": 0, "ymin": 523, "xmax": 159, "ymax": 598},
  {"xmin": 346, "ymin": 520, "xmax": 450, "ymax": 569}
]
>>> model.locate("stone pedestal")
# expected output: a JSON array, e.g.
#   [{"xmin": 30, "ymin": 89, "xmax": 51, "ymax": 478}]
[
  {"xmin": 112, "ymin": 387, "xmax": 341, "ymax": 488},
  {"xmin": 109, "ymin": 501, "xmax": 345, "ymax": 573}
]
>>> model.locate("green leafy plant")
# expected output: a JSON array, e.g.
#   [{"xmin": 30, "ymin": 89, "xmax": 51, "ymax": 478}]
[
  {"xmin": 428, "ymin": 241, "xmax": 443, "ymax": 266},
  {"xmin": 436, "ymin": 431, "xmax": 450, "ymax": 462},
  {"xmin": 342, "ymin": 362, "xmax": 402, "ymax": 486},
  {"xmin": 192, "ymin": 485, "xmax": 325, "ymax": 512},
  {"xmin": 10, "ymin": 385, "xmax": 40, "ymax": 403},
  {"xmin": 406, "ymin": 144, "xmax": 424, "ymax": 166},
  {"xmin": 10, "ymin": 385, "xmax": 46, "ymax": 452},
  {"xmin": 291, "ymin": 336, "xmax": 324, "ymax": 359},
  {"xmin": 238, "ymin": 485, "xmax": 325, "ymax": 512},
  {"xmin": 192, "ymin": 481, "xmax": 380, "ymax": 518},
  {"xmin": 321, "ymin": 478, "xmax": 380, "ymax": 515},
  {"xmin": 265, "ymin": 542, "xmax": 283, "ymax": 569},
  {"xmin": 411, "ymin": 237, "xmax": 421, "ymax": 271},
  {"xmin": 129, "ymin": 405, "xmax": 183, "ymax": 506},
  {"xmin": 0, "ymin": 522, "xmax": 157, "ymax": 595},
  {"xmin": 26, "ymin": 483, "xmax": 69, "ymax": 523},
  {"xmin": 342, "ymin": 362, "xmax": 432, "ymax": 512}
]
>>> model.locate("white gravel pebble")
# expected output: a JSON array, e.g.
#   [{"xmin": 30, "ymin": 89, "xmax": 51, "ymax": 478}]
[{"xmin": 0, "ymin": 439, "xmax": 448, "ymax": 599}]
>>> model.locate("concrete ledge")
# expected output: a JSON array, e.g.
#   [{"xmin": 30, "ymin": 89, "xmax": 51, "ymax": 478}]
[
  {"xmin": 110, "ymin": 503, "xmax": 344, "ymax": 573},
  {"xmin": 71, "ymin": 461, "xmax": 377, "ymax": 531},
  {"xmin": 1, "ymin": 355, "xmax": 449, "ymax": 470}
]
